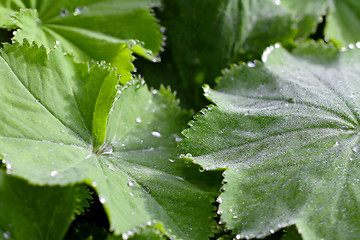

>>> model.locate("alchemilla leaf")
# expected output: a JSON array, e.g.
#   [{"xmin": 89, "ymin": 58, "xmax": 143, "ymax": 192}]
[
  {"xmin": 181, "ymin": 42, "xmax": 360, "ymax": 239},
  {"xmin": 0, "ymin": 41, "xmax": 215, "ymax": 239},
  {"xmin": 281, "ymin": 0, "xmax": 360, "ymax": 45},
  {"xmin": 0, "ymin": 0, "xmax": 163, "ymax": 83},
  {"xmin": 0, "ymin": 171, "xmax": 79, "ymax": 240}
]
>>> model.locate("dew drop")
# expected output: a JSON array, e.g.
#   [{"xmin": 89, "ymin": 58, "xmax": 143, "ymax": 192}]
[
  {"xmin": 60, "ymin": 129, "xmax": 65, "ymax": 133},
  {"xmin": 274, "ymin": 0, "xmax": 281, "ymax": 5},
  {"xmin": 6, "ymin": 164, "xmax": 12, "ymax": 172},
  {"xmin": 236, "ymin": 234, "xmax": 241, "ymax": 239},
  {"xmin": 216, "ymin": 197, "xmax": 222, "ymax": 203},
  {"xmin": 128, "ymin": 181, "xmax": 135, "ymax": 187},
  {"xmin": 122, "ymin": 233, "xmax": 129, "ymax": 240},
  {"xmin": 199, "ymin": 167, "xmax": 205, "ymax": 172},
  {"xmin": 35, "ymin": 99, "xmax": 39, "ymax": 103},
  {"xmin": 176, "ymin": 176, "xmax": 184, "ymax": 181},
  {"xmin": 353, "ymin": 146, "xmax": 358, "ymax": 152},
  {"xmin": 92, "ymin": 182, "xmax": 97, "ymax": 187},
  {"xmin": 60, "ymin": 7, "xmax": 69, "ymax": 17},
  {"xmin": 151, "ymin": 131, "xmax": 161, "ymax": 138},
  {"xmin": 73, "ymin": 7, "xmax": 81, "ymax": 16},
  {"xmin": 356, "ymin": 42, "xmax": 360, "ymax": 48},
  {"xmin": 341, "ymin": 125, "xmax": 349, "ymax": 130},
  {"xmin": 99, "ymin": 196, "xmax": 106, "ymax": 204},
  {"xmin": 136, "ymin": 117, "xmax": 142, "ymax": 123},
  {"xmin": 3, "ymin": 231, "xmax": 10, "ymax": 239},
  {"xmin": 50, "ymin": 170, "xmax": 58, "ymax": 176},
  {"xmin": 349, "ymin": 44, "xmax": 355, "ymax": 49},
  {"xmin": 270, "ymin": 229, "xmax": 275, "ymax": 234},
  {"xmin": 247, "ymin": 61, "xmax": 256, "ymax": 67}
]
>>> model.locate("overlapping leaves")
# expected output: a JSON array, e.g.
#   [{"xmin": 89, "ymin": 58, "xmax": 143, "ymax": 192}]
[
  {"xmin": 181, "ymin": 43, "xmax": 360, "ymax": 239},
  {"xmin": 0, "ymin": 0, "xmax": 163, "ymax": 84},
  {"xmin": 0, "ymin": 172, "xmax": 81, "ymax": 240},
  {"xmin": 0, "ymin": 41, "xmax": 217, "ymax": 239}
]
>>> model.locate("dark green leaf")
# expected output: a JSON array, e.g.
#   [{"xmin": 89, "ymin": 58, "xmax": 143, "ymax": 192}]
[
  {"xmin": 0, "ymin": 171, "xmax": 79, "ymax": 240},
  {"xmin": 160, "ymin": 0, "xmax": 295, "ymax": 109}
]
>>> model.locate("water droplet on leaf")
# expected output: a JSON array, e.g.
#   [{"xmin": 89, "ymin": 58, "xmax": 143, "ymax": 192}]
[
  {"xmin": 151, "ymin": 131, "xmax": 161, "ymax": 138},
  {"xmin": 50, "ymin": 170, "xmax": 58, "ymax": 176},
  {"xmin": 60, "ymin": 7, "xmax": 69, "ymax": 17},
  {"xmin": 3, "ymin": 231, "xmax": 10, "ymax": 239},
  {"xmin": 99, "ymin": 196, "xmax": 106, "ymax": 204},
  {"xmin": 128, "ymin": 181, "xmax": 135, "ymax": 187}
]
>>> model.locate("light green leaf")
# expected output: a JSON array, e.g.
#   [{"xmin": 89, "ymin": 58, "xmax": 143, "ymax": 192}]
[
  {"xmin": 0, "ymin": 171, "xmax": 79, "ymax": 240},
  {"xmin": 281, "ymin": 0, "xmax": 360, "ymax": 45},
  {"xmin": 107, "ymin": 222, "xmax": 167, "ymax": 240},
  {"xmin": 0, "ymin": 0, "xmax": 163, "ymax": 84},
  {"xmin": 325, "ymin": 0, "xmax": 360, "ymax": 45},
  {"xmin": 181, "ymin": 42, "xmax": 360, "ymax": 239},
  {"xmin": 0, "ymin": 41, "xmax": 216, "ymax": 239}
]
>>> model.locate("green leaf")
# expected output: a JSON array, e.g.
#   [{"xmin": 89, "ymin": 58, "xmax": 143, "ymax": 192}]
[
  {"xmin": 107, "ymin": 222, "xmax": 167, "ymax": 240},
  {"xmin": 181, "ymin": 42, "xmax": 360, "ymax": 239},
  {"xmin": 325, "ymin": 0, "xmax": 360, "ymax": 45},
  {"xmin": 0, "ymin": 41, "xmax": 216, "ymax": 240},
  {"xmin": 280, "ymin": 0, "xmax": 328, "ymax": 38},
  {"xmin": 0, "ymin": 0, "xmax": 163, "ymax": 84},
  {"xmin": 281, "ymin": 0, "xmax": 360, "ymax": 45},
  {"xmin": 0, "ymin": 171, "xmax": 79, "ymax": 240},
  {"xmin": 160, "ymin": 0, "xmax": 295, "ymax": 109}
]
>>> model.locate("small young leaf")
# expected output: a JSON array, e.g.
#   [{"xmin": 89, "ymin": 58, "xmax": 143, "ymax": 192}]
[{"xmin": 181, "ymin": 43, "xmax": 360, "ymax": 239}]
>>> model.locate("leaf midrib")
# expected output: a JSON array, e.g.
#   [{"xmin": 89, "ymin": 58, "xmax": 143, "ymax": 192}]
[{"xmin": 196, "ymin": 127, "xmax": 358, "ymax": 168}]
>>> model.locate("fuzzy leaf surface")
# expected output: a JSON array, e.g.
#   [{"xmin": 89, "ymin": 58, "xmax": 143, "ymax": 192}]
[
  {"xmin": 0, "ymin": 41, "xmax": 216, "ymax": 240},
  {"xmin": 181, "ymin": 43, "xmax": 360, "ymax": 240},
  {"xmin": 0, "ymin": 0, "xmax": 163, "ymax": 83},
  {"xmin": 0, "ymin": 171, "xmax": 79, "ymax": 240}
]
